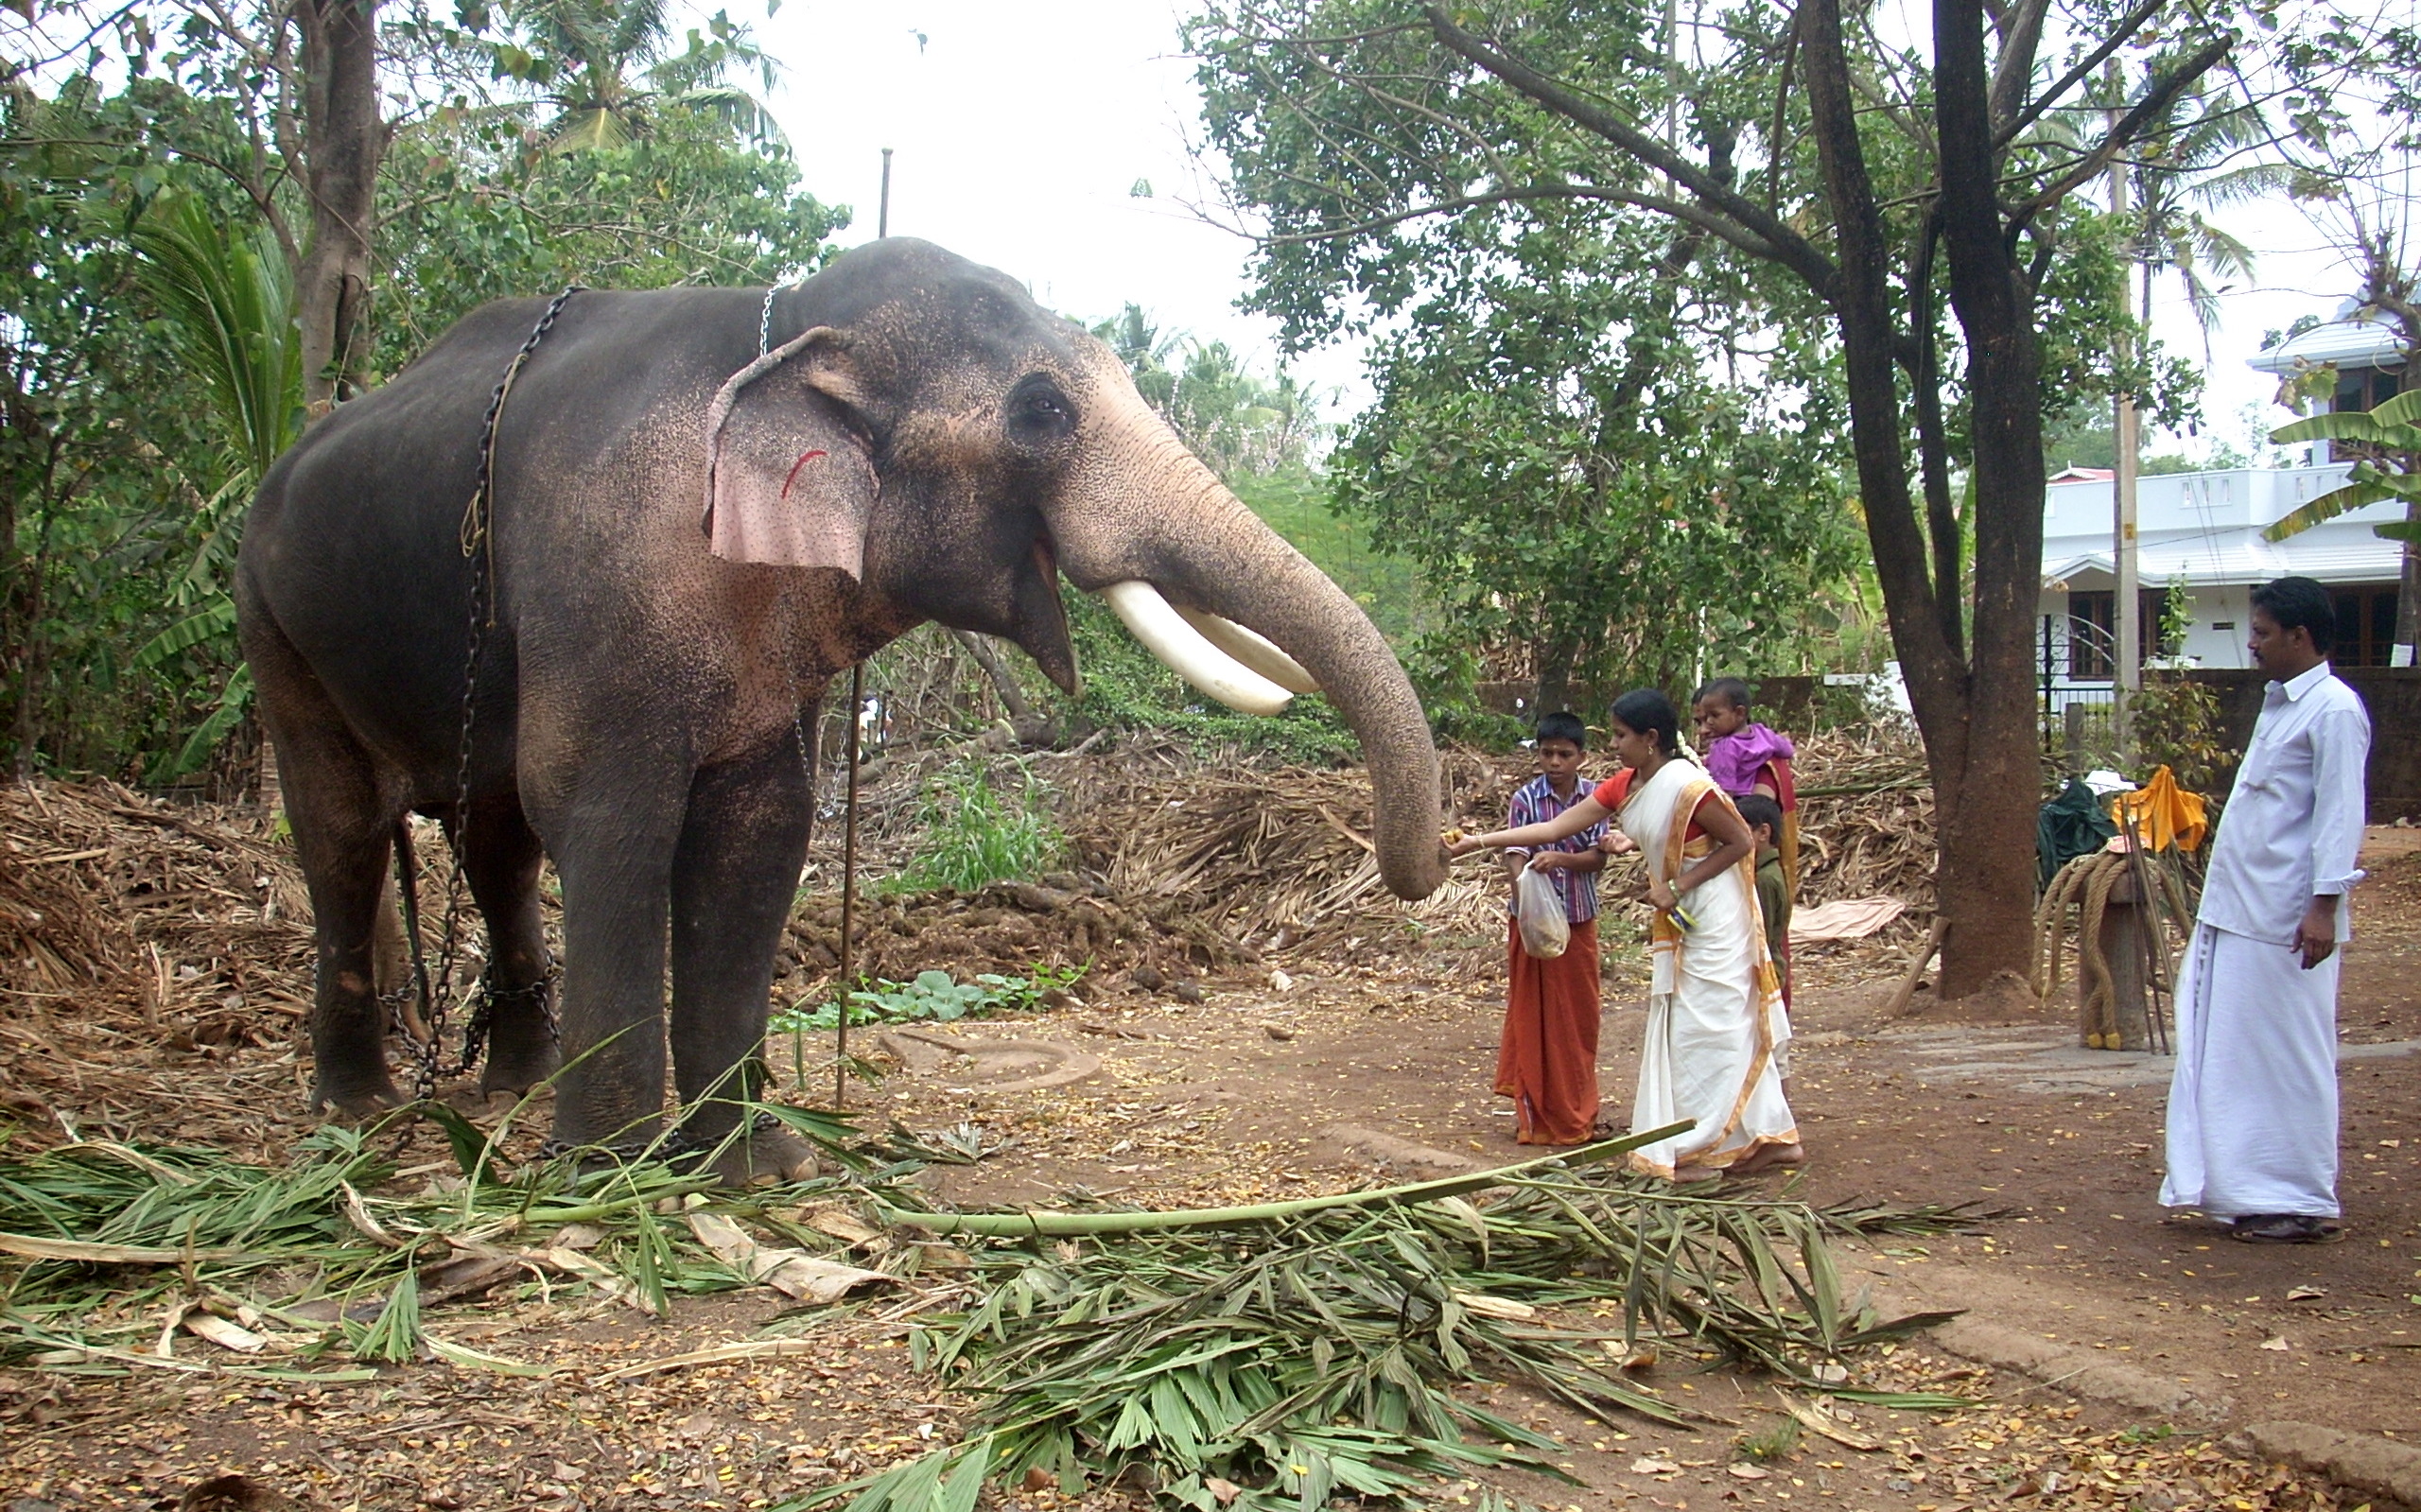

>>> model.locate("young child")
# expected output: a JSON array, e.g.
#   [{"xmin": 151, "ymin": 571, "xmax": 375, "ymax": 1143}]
[
  {"xmin": 1693, "ymin": 678, "xmax": 1799, "ymax": 890},
  {"xmin": 1492, "ymin": 711, "xmax": 1609, "ymax": 1146},
  {"xmin": 1736, "ymin": 793, "xmax": 1791, "ymax": 1011}
]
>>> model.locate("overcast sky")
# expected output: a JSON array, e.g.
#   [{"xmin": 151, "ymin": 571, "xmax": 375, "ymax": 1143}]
[{"xmin": 752, "ymin": 1, "xmax": 2388, "ymax": 462}]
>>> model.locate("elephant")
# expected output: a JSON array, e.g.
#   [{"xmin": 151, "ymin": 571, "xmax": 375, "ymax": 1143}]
[{"xmin": 235, "ymin": 237, "xmax": 1445, "ymax": 1181}]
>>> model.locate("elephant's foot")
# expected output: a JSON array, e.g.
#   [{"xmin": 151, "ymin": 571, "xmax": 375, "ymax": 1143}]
[
  {"xmin": 479, "ymin": 1040, "xmax": 561, "ymax": 1101},
  {"xmin": 694, "ymin": 1123, "xmax": 822, "ymax": 1188},
  {"xmin": 442, "ymin": 1080, "xmax": 552, "ymax": 1125},
  {"xmin": 477, "ymin": 974, "xmax": 562, "ymax": 1097},
  {"xmin": 309, "ymin": 1077, "xmax": 408, "ymax": 1122}
]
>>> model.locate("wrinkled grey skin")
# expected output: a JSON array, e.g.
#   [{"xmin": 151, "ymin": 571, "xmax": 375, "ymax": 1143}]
[{"xmin": 235, "ymin": 238, "xmax": 1443, "ymax": 1176}]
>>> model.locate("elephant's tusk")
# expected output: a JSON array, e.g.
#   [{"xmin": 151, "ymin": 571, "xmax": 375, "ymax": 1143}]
[
  {"xmin": 1100, "ymin": 582, "xmax": 1293, "ymax": 717},
  {"xmin": 1175, "ymin": 607, "xmax": 1320, "ymax": 695}
]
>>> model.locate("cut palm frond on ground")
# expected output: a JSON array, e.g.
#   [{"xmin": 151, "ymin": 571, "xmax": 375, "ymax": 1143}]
[
  {"xmin": 805, "ymin": 1158, "xmax": 1973, "ymax": 1512},
  {"xmin": 0, "ymin": 1101, "xmax": 876, "ymax": 1372}
]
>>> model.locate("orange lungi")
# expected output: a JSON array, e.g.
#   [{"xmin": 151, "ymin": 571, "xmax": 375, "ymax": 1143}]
[{"xmin": 1496, "ymin": 918, "xmax": 1601, "ymax": 1145}]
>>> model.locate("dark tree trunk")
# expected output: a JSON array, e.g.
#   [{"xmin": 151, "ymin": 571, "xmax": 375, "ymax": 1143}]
[
  {"xmin": 293, "ymin": 0, "xmax": 383, "ymax": 413},
  {"xmin": 1799, "ymin": 0, "xmax": 2033, "ymax": 994},
  {"xmin": 1929, "ymin": 0, "xmax": 2051, "ymax": 993},
  {"xmin": 1535, "ymin": 634, "xmax": 1579, "ymax": 721}
]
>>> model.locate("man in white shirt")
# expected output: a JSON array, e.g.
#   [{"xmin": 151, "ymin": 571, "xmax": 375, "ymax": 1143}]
[{"xmin": 2162, "ymin": 576, "xmax": 2371, "ymax": 1243}]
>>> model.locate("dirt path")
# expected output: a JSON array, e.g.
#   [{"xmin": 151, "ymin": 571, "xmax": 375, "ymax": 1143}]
[{"xmin": 7, "ymin": 840, "xmax": 2416, "ymax": 1510}]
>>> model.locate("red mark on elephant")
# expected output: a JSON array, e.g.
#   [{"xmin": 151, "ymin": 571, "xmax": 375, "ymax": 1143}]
[{"xmin": 780, "ymin": 449, "xmax": 828, "ymax": 499}]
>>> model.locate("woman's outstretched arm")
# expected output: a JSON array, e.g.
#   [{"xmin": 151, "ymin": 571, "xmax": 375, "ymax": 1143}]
[{"xmin": 1447, "ymin": 795, "xmax": 1614, "ymax": 857}]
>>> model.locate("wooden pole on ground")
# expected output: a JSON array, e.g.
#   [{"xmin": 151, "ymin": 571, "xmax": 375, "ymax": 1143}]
[{"xmin": 1884, "ymin": 917, "xmax": 1951, "ymax": 1017}]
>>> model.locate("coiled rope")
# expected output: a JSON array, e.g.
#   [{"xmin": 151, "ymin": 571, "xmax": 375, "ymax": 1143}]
[{"xmin": 2032, "ymin": 849, "xmax": 2192, "ymax": 1051}]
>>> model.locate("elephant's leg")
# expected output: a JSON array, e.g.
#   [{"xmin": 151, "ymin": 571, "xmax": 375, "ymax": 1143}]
[
  {"xmin": 245, "ymin": 612, "xmax": 405, "ymax": 1116},
  {"xmin": 451, "ymin": 794, "xmax": 559, "ymax": 1098},
  {"xmin": 669, "ymin": 730, "xmax": 818, "ymax": 1185},
  {"xmin": 522, "ymin": 758, "xmax": 688, "ymax": 1154}
]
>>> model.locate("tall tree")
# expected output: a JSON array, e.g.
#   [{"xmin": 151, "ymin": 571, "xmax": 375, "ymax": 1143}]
[
  {"xmin": 1191, "ymin": 0, "xmax": 2245, "ymax": 995},
  {"xmin": 1332, "ymin": 207, "xmax": 1864, "ymax": 709}
]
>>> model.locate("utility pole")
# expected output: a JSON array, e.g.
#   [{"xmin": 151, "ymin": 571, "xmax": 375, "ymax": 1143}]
[
  {"xmin": 879, "ymin": 148, "xmax": 893, "ymax": 239},
  {"xmin": 2107, "ymin": 81, "xmax": 2141, "ymax": 758}
]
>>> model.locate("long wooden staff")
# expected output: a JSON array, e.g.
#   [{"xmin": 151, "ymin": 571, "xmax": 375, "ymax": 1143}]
[{"xmin": 835, "ymin": 662, "xmax": 863, "ymax": 1109}]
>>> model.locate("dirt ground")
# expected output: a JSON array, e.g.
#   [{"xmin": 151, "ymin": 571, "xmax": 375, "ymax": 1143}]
[{"xmin": 5, "ymin": 825, "xmax": 2418, "ymax": 1510}]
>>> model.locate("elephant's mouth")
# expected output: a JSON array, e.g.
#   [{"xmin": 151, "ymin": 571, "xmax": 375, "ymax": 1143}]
[{"xmin": 1097, "ymin": 580, "xmax": 1320, "ymax": 717}]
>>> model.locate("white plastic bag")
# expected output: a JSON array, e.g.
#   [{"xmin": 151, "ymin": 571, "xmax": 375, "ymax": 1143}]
[{"xmin": 1514, "ymin": 860, "xmax": 1571, "ymax": 960}]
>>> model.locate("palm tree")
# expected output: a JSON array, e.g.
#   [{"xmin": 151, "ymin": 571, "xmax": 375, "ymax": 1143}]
[
  {"xmin": 2119, "ymin": 72, "xmax": 2290, "ymax": 354},
  {"xmin": 509, "ymin": 0, "xmax": 782, "ymax": 152}
]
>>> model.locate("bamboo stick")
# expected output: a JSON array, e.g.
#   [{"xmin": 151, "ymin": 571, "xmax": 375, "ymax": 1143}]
[{"xmin": 878, "ymin": 1121, "xmax": 1694, "ymax": 1237}]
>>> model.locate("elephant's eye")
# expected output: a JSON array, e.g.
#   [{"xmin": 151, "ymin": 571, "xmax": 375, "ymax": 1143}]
[{"xmin": 1006, "ymin": 375, "xmax": 1075, "ymax": 445}]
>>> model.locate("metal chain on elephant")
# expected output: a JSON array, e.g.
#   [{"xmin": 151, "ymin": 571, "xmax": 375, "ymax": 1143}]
[{"xmin": 389, "ymin": 286, "xmax": 584, "ymax": 1098}]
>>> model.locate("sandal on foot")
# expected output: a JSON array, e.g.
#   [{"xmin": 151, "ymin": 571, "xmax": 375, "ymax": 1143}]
[{"xmin": 2228, "ymin": 1213, "xmax": 2339, "ymax": 1244}]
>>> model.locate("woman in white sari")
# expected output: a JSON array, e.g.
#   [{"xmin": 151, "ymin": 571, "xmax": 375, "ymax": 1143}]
[{"xmin": 1448, "ymin": 689, "xmax": 1801, "ymax": 1180}]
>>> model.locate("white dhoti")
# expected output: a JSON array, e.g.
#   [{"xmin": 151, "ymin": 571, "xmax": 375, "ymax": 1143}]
[{"xmin": 2160, "ymin": 923, "xmax": 2341, "ymax": 1219}]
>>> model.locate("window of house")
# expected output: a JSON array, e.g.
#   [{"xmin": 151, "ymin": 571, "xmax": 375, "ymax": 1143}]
[
  {"xmin": 2329, "ymin": 367, "xmax": 2407, "ymax": 461},
  {"xmin": 2064, "ymin": 588, "xmax": 2177, "ymax": 679},
  {"xmin": 2331, "ymin": 582, "xmax": 2404, "ymax": 668}
]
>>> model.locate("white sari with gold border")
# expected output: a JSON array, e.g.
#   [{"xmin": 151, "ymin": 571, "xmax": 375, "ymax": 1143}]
[{"xmin": 1614, "ymin": 756, "xmax": 1796, "ymax": 1178}]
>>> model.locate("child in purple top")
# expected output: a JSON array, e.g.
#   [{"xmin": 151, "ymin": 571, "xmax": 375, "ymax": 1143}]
[{"xmin": 1692, "ymin": 677, "xmax": 1794, "ymax": 799}]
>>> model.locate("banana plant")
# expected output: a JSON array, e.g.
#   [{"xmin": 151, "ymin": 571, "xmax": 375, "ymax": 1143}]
[{"xmin": 2263, "ymin": 387, "xmax": 2421, "ymax": 547}]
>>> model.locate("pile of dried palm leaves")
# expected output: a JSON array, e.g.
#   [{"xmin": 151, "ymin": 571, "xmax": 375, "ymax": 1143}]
[
  {"xmin": 1068, "ymin": 747, "xmax": 1508, "ymax": 958},
  {"xmin": 1, "ymin": 780, "xmax": 316, "ymax": 1151},
  {"xmin": 1788, "ymin": 731, "xmax": 1936, "ymax": 911},
  {"xmin": 806, "ymin": 1135, "xmax": 1973, "ymax": 1512}
]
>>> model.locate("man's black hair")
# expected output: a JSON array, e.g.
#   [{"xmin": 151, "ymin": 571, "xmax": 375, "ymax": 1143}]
[
  {"xmin": 1534, "ymin": 710, "xmax": 1589, "ymax": 748},
  {"xmin": 1694, "ymin": 676, "xmax": 1753, "ymax": 710},
  {"xmin": 1609, "ymin": 688, "xmax": 1683, "ymax": 755},
  {"xmin": 2249, "ymin": 576, "xmax": 2337, "ymax": 654},
  {"xmin": 1736, "ymin": 793, "xmax": 1785, "ymax": 839}
]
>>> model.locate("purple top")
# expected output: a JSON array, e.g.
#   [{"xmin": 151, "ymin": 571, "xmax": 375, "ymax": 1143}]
[
  {"xmin": 1704, "ymin": 723, "xmax": 1794, "ymax": 797},
  {"xmin": 1507, "ymin": 773, "xmax": 1608, "ymax": 925}
]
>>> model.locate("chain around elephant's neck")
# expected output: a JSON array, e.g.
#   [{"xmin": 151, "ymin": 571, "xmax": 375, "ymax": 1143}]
[{"xmin": 758, "ymin": 278, "xmax": 804, "ymax": 357}]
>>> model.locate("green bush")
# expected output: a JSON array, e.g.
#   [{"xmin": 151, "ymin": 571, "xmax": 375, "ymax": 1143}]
[
  {"xmin": 2132, "ymin": 675, "xmax": 2230, "ymax": 796},
  {"xmin": 886, "ymin": 756, "xmax": 1065, "ymax": 895}
]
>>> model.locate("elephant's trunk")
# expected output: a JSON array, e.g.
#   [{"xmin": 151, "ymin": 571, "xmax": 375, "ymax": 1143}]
[{"xmin": 1055, "ymin": 397, "xmax": 1447, "ymax": 901}]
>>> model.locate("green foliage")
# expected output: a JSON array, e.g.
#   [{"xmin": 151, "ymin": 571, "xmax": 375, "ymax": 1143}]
[
  {"xmin": 128, "ymin": 192, "xmax": 304, "ymax": 486},
  {"xmin": 886, "ymin": 757, "xmax": 1066, "ymax": 895},
  {"xmin": 374, "ymin": 102, "xmax": 845, "ymax": 366},
  {"xmin": 770, "ymin": 963, "xmax": 1089, "ymax": 1034},
  {"xmin": 1736, "ymin": 1415, "xmax": 1803, "ymax": 1462},
  {"xmin": 0, "ymin": 1097, "xmax": 866, "ymax": 1371},
  {"xmin": 813, "ymin": 1148, "xmax": 1972, "ymax": 1512},
  {"xmin": 1330, "ymin": 217, "xmax": 1868, "ymax": 699},
  {"xmin": 2133, "ymin": 675, "xmax": 2230, "ymax": 796},
  {"xmin": 1, "ymin": 84, "xmax": 254, "ymax": 783},
  {"xmin": 1088, "ymin": 304, "xmax": 1326, "ymax": 480},
  {"xmin": 123, "ymin": 191, "xmax": 307, "ymax": 780}
]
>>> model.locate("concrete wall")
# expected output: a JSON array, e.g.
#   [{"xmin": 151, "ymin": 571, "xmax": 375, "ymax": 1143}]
[{"xmin": 2186, "ymin": 667, "xmax": 2421, "ymax": 822}]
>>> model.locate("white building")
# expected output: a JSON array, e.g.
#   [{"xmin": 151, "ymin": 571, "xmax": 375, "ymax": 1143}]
[{"xmin": 2036, "ymin": 313, "xmax": 2409, "ymax": 700}]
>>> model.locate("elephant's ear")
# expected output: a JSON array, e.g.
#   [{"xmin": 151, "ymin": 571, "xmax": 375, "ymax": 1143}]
[{"xmin": 701, "ymin": 325, "xmax": 878, "ymax": 574}]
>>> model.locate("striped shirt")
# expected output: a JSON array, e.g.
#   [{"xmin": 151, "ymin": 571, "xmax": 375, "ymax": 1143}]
[{"xmin": 1507, "ymin": 773, "xmax": 1609, "ymax": 925}]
